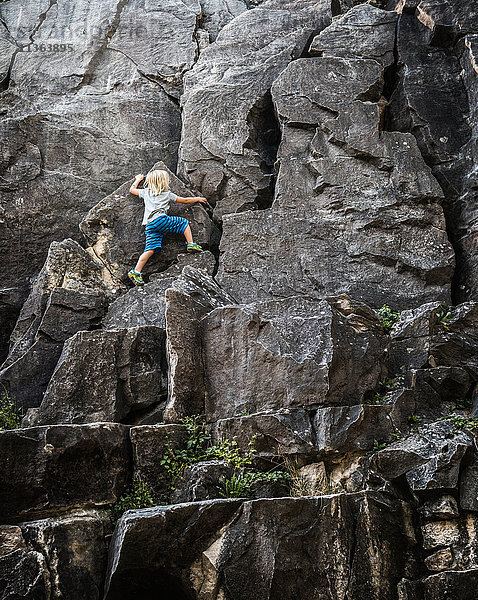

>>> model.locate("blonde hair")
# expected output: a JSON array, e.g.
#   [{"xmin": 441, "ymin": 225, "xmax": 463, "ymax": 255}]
[{"xmin": 146, "ymin": 169, "xmax": 170, "ymax": 196}]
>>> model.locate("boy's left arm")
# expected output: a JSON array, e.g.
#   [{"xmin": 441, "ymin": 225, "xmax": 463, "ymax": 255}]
[{"xmin": 175, "ymin": 196, "xmax": 207, "ymax": 204}]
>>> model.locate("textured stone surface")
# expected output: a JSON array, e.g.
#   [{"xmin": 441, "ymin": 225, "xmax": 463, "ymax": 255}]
[
  {"xmin": 104, "ymin": 493, "xmax": 418, "ymax": 600},
  {"xmin": 0, "ymin": 238, "xmax": 110, "ymax": 409},
  {"xmin": 179, "ymin": 0, "xmax": 332, "ymax": 219},
  {"xmin": 202, "ymin": 294, "xmax": 388, "ymax": 421},
  {"xmin": 24, "ymin": 326, "xmax": 168, "ymax": 426},
  {"xmin": 217, "ymin": 4, "xmax": 454, "ymax": 309},
  {"xmin": 371, "ymin": 419, "xmax": 473, "ymax": 491},
  {"xmin": 460, "ymin": 451, "xmax": 478, "ymax": 511},
  {"xmin": 20, "ymin": 511, "xmax": 111, "ymax": 600},
  {"xmin": 0, "ymin": 549, "xmax": 50, "ymax": 599},
  {"xmin": 0, "ymin": 424, "xmax": 131, "ymax": 521},
  {"xmin": 214, "ymin": 411, "xmax": 318, "ymax": 461},
  {"xmin": 171, "ymin": 461, "xmax": 233, "ymax": 503},
  {"xmin": 80, "ymin": 162, "xmax": 220, "ymax": 284},
  {"xmin": 164, "ymin": 266, "xmax": 236, "ymax": 422}
]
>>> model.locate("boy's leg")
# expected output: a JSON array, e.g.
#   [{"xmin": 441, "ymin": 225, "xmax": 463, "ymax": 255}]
[
  {"xmin": 183, "ymin": 225, "xmax": 193, "ymax": 244},
  {"xmin": 134, "ymin": 250, "xmax": 155, "ymax": 272}
]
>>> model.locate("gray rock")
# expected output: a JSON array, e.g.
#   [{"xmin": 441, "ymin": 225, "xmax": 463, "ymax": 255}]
[
  {"xmin": 198, "ymin": 0, "xmax": 248, "ymax": 42},
  {"xmin": 217, "ymin": 4, "xmax": 454, "ymax": 309},
  {"xmin": 429, "ymin": 302, "xmax": 478, "ymax": 376},
  {"xmin": 179, "ymin": 0, "xmax": 332, "ymax": 219},
  {"xmin": 0, "ymin": 549, "xmax": 50, "ymax": 599},
  {"xmin": 313, "ymin": 399, "xmax": 413, "ymax": 456},
  {"xmin": 104, "ymin": 492, "xmax": 419, "ymax": 600},
  {"xmin": 390, "ymin": 301, "xmax": 478, "ymax": 377},
  {"xmin": 460, "ymin": 451, "xmax": 478, "ymax": 512},
  {"xmin": 130, "ymin": 424, "xmax": 187, "ymax": 501},
  {"xmin": 202, "ymin": 294, "xmax": 388, "ymax": 421},
  {"xmin": 24, "ymin": 326, "xmax": 167, "ymax": 427},
  {"xmin": 419, "ymin": 495, "xmax": 459, "ymax": 520},
  {"xmin": 371, "ymin": 419, "xmax": 473, "ymax": 491},
  {"xmin": 213, "ymin": 411, "xmax": 317, "ymax": 460},
  {"xmin": 163, "ymin": 266, "xmax": 236, "ymax": 422},
  {"xmin": 0, "ymin": 239, "xmax": 111, "ymax": 409},
  {"xmin": 0, "ymin": 424, "xmax": 131, "ymax": 521},
  {"xmin": 80, "ymin": 161, "xmax": 220, "ymax": 285},
  {"xmin": 420, "ymin": 568, "xmax": 478, "ymax": 600},
  {"xmin": 171, "ymin": 461, "xmax": 233, "ymax": 503},
  {"xmin": 103, "ymin": 251, "xmax": 216, "ymax": 330},
  {"xmin": 386, "ymin": 7, "xmax": 475, "ymax": 304},
  {"xmin": 456, "ymin": 33, "xmax": 478, "ymax": 301},
  {"xmin": 390, "ymin": 302, "xmax": 443, "ymax": 373},
  {"xmin": 19, "ymin": 510, "xmax": 111, "ymax": 600},
  {"xmin": 104, "ymin": 499, "xmax": 243, "ymax": 600}
]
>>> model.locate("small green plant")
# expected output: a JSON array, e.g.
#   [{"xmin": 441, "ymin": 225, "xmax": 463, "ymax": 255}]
[
  {"xmin": 373, "ymin": 439, "xmax": 388, "ymax": 451},
  {"xmin": 408, "ymin": 414, "xmax": 421, "ymax": 424},
  {"xmin": 435, "ymin": 303, "xmax": 455, "ymax": 330},
  {"xmin": 159, "ymin": 415, "xmax": 256, "ymax": 498},
  {"xmin": 219, "ymin": 470, "xmax": 289, "ymax": 499},
  {"xmin": 449, "ymin": 415, "xmax": 478, "ymax": 433},
  {"xmin": 0, "ymin": 387, "xmax": 23, "ymax": 430},
  {"xmin": 110, "ymin": 479, "xmax": 156, "ymax": 523},
  {"xmin": 371, "ymin": 376, "xmax": 403, "ymax": 405},
  {"xmin": 391, "ymin": 432, "xmax": 402, "ymax": 441},
  {"xmin": 377, "ymin": 304, "xmax": 401, "ymax": 333}
]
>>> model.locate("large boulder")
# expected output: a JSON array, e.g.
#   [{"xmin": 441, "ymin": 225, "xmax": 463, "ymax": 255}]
[
  {"xmin": 214, "ymin": 410, "xmax": 317, "ymax": 461},
  {"xmin": 24, "ymin": 326, "xmax": 168, "ymax": 427},
  {"xmin": 179, "ymin": 0, "xmax": 332, "ymax": 219},
  {"xmin": 0, "ymin": 239, "xmax": 111, "ymax": 409},
  {"xmin": 104, "ymin": 493, "xmax": 419, "ymax": 600},
  {"xmin": 390, "ymin": 301, "xmax": 478, "ymax": 376},
  {"xmin": 217, "ymin": 4, "xmax": 454, "ymax": 309},
  {"xmin": 19, "ymin": 511, "xmax": 111, "ymax": 600},
  {"xmin": 163, "ymin": 266, "xmax": 236, "ymax": 422},
  {"xmin": 0, "ymin": 424, "xmax": 131, "ymax": 522},
  {"xmin": 202, "ymin": 294, "xmax": 388, "ymax": 421},
  {"xmin": 80, "ymin": 162, "xmax": 220, "ymax": 284},
  {"xmin": 371, "ymin": 419, "xmax": 473, "ymax": 491},
  {"xmin": 385, "ymin": 3, "xmax": 477, "ymax": 303}
]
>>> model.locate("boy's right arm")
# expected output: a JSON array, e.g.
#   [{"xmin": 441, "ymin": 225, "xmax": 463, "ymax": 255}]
[{"xmin": 129, "ymin": 174, "xmax": 144, "ymax": 196}]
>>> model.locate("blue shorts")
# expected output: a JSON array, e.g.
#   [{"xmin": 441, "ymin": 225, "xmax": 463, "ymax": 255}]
[{"xmin": 144, "ymin": 214, "xmax": 188, "ymax": 252}]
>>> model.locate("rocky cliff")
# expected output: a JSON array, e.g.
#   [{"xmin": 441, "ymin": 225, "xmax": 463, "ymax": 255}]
[{"xmin": 0, "ymin": 0, "xmax": 477, "ymax": 598}]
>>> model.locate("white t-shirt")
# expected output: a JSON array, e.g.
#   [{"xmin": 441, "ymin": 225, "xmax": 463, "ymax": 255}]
[{"xmin": 139, "ymin": 188, "xmax": 178, "ymax": 225}]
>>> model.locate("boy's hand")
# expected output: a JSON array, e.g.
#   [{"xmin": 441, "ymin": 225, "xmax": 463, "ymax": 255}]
[
  {"xmin": 197, "ymin": 197, "xmax": 207, "ymax": 204},
  {"xmin": 135, "ymin": 174, "xmax": 145, "ymax": 181}
]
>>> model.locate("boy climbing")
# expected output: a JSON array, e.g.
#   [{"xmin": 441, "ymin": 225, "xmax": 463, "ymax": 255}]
[{"xmin": 128, "ymin": 169, "xmax": 207, "ymax": 286}]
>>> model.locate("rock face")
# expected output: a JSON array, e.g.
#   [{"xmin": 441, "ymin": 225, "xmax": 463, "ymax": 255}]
[
  {"xmin": 179, "ymin": 0, "xmax": 332, "ymax": 219},
  {"xmin": 0, "ymin": 238, "xmax": 111, "ymax": 409},
  {"xmin": 202, "ymin": 294, "xmax": 388, "ymax": 420},
  {"xmin": 24, "ymin": 326, "xmax": 168, "ymax": 426},
  {"xmin": 0, "ymin": 424, "xmax": 131, "ymax": 522},
  {"xmin": 217, "ymin": 4, "xmax": 454, "ymax": 309},
  {"xmin": 104, "ymin": 493, "xmax": 419, "ymax": 600}
]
